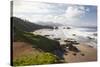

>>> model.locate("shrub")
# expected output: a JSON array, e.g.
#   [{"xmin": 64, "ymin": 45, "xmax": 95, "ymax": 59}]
[
  {"xmin": 14, "ymin": 29, "xmax": 61, "ymax": 52},
  {"xmin": 13, "ymin": 52, "xmax": 58, "ymax": 66}
]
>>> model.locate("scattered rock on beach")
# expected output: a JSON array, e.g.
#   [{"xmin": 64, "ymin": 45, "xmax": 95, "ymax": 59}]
[
  {"xmin": 68, "ymin": 45, "xmax": 80, "ymax": 52},
  {"xmin": 93, "ymin": 33, "xmax": 97, "ymax": 36},
  {"xmin": 88, "ymin": 45, "xmax": 93, "ymax": 48},
  {"xmin": 73, "ymin": 53, "xmax": 77, "ymax": 56},
  {"xmin": 81, "ymin": 53, "xmax": 85, "ymax": 56},
  {"xmin": 72, "ymin": 34, "xmax": 76, "ymax": 36},
  {"xmin": 87, "ymin": 36, "xmax": 93, "ymax": 39},
  {"xmin": 65, "ymin": 53, "xmax": 68, "ymax": 55},
  {"xmin": 67, "ymin": 27, "xmax": 71, "ymax": 29}
]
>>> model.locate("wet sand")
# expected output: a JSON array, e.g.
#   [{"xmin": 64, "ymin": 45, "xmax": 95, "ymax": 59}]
[{"xmin": 63, "ymin": 44, "xmax": 97, "ymax": 63}]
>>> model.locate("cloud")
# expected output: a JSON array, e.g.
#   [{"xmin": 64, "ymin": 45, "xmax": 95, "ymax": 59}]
[
  {"xmin": 65, "ymin": 6, "xmax": 88, "ymax": 20},
  {"xmin": 13, "ymin": 1, "xmax": 66, "ymax": 15},
  {"xmin": 14, "ymin": 1, "xmax": 95, "ymax": 27},
  {"xmin": 14, "ymin": 1, "xmax": 50, "ymax": 14}
]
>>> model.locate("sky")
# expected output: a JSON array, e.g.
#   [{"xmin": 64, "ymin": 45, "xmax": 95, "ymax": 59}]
[{"xmin": 13, "ymin": 0, "xmax": 97, "ymax": 27}]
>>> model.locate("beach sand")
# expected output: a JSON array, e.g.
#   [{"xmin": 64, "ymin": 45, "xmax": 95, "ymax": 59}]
[
  {"xmin": 12, "ymin": 42, "xmax": 97, "ymax": 63},
  {"xmin": 63, "ymin": 43, "xmax": 97, "ymax": 63},
  {"xmin": 12, "ymin": 42, "xmax": 40, "ymax": 59}
]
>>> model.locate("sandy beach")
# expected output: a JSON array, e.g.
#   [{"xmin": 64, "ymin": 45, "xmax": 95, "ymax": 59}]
[
  {"xmin": 13, "ymin": 42, "xmax": 97, "ymax": 63},
  {"xmin": 63, "ymin": 44, "xmax": 97, "ymax": 63},
  {"xmin": 13, "ymin": 42, "xmax": 40, "ymax": 59}
]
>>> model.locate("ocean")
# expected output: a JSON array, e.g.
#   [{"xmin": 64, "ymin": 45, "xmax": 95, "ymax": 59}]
[
  {"xmin": 75, "ymin": 27, "xmax": 97, "ymax": 32},
  {"xmin": 72, "ymin": 26, "xmax": 97, "ymax": 48},
  {"xmin": 34, "ymin": 26, "xmax": 97, "ymax": 48}
]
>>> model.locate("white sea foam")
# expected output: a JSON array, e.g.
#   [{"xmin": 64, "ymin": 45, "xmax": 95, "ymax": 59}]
[{"xmin": 33, "ymin": 26, "xmax": 97, "ymax": 48}]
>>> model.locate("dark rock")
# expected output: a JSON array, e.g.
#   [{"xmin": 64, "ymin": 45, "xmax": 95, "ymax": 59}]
[
  {"xmin": 44, "ymin": 35, "xmax": 50, "ymax": 37},
  {"xmin": 65, "ymin": 53, "xmax": 68, "ymax": 55},
  {"xmin": 87, "ymin": 36, "xmax": 93, "ymax": 39},
  {"xmin": 73, "ymin": 53, "xmax": 77, "ymax": 56},
  {"xmin": 81, "ymin": 53, "xmax": 85, "ymax": 56},
  {"xmin": 55, "ymin": 27, "xmax": 58, "ymax": 29},
  {"xmin": 88, "ymin": 45, "xmax": 93, "ymax": 48},
  {"xmin": 68, "ymin": 45, "xmax": 80, "ymax": 52},
  {"xmin": 93, "ymin": 33, "xmax": 97, "ymax": 36},
  {"xmin": 72, "ymin": 34, "xmax": 76, "ymax": 36},
  {"xmin": 67, "ymin": 27, "xmax": 71, "ymax": 29},
  {"xmin": 54, "ymin": 38, "xmax": 61, "ymax": 40}
]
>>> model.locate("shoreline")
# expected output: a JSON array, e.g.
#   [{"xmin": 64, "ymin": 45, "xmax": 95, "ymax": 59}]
[
  {"xmin": 63, "ymin": 43, "xmax": 97, "ymax": 63},
  {"xmin": 30, "ymin": 28, "xmax": 97, "ymax": 63},
  {"xmin": 33, "ymin": 28, "xmax": 97, "ymax": 48}
]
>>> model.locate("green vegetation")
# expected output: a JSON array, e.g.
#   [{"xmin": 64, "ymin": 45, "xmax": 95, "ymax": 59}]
[
  {"xmin": 11, "ymin": 17, "xmax": 53, "ymax": 32},
  {"xmin": 14, "ymin": 28, "xmax": 60, "ymax": 52},
  {"xmin": 13, "ymin": 17, "xmax": 61, "ymax": 52},
  {"xmin": 12, "ymin": 17, "xmax": 62, "ymax": 66},
  {"xmin": 13, "ymin": 52, "xmax": 58, "ymax": 66}
]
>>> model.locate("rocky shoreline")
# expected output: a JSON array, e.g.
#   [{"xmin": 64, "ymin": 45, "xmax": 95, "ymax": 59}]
[{"xmin": 32, "ymin": 28, "xmax": 97, "ymax": 63}]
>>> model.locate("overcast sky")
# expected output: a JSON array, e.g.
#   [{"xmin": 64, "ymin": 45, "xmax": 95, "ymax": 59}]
[{"xmin": 13, "ymin": 0, "xmax": 97, "ymax": 27}]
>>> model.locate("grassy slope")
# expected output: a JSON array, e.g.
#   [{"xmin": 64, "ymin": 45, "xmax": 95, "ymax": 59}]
[
  {"xmin": 13, "ymin": 52, "xmax": 59, "ymax": 66},
  {"xmin": 14, "ymin": 28, "xmax": 61, "ymax": 52},
  {"xmin": 12, "ymin": 17, "xmax": 62, "ymax": 66},
  {"xmin": 12, "ymin": 17, "xmax": 53, "ymax": 32},
  {"xmin": 12, "ymin": 16, "xmax": 61, "ymax": 52}
]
